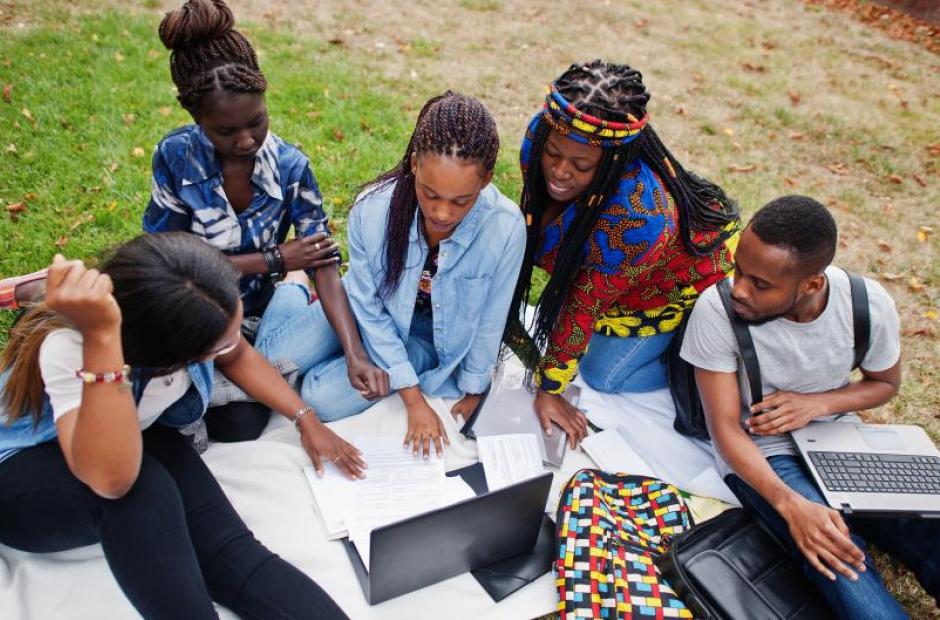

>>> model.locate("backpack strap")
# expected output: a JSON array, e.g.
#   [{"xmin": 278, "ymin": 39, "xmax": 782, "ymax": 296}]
[
  {"xmin": 716, "ymin": 279, "xmax": 763, "ymax": 406},
  {"xmin": 843, "ymin": 269, "xmax": 871, "ymax": 370}
]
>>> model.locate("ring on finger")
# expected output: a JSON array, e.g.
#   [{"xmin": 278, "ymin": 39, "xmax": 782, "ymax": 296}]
[
  {"xmin": 314, "ymin": 242, "xmax": 321, "ymax": 251},
  {"xmin": 332, "ymin": 455, "xmax": 341, "ymax": 464}
]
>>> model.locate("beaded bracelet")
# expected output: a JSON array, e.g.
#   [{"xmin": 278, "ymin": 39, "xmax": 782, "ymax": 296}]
[
  {"xmin": 293, "ymin": 405, "xmax": 314, "ymax": 431},
  {"xmin": 75, "ymin": 365, "xmax": 131, "ymax": 385}
]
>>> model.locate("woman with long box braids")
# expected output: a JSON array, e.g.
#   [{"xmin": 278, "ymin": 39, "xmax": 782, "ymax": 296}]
[
  {"xmin": 298, "ymin": 92, "xmax": 526, "ymax": 458},
  {"xmin": 506, "ymin": 60, "xmax": 740, "ymax": 445}
]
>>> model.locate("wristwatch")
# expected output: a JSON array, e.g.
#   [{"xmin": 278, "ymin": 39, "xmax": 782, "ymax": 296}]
[{"xmin": 262, "ymin": 246, "xmax": 285, "ymax": 280}]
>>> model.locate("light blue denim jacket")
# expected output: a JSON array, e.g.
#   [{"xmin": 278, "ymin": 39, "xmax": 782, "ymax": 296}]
[
  {"xmin": 346, "ymin": 182, "xmax": 526, "ymax": 398},
  {"xmin": 0, "ymin": 361, "xmax": 214, "ymax": 464}
]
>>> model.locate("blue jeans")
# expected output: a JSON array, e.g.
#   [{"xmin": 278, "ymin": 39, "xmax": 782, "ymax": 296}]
[
  {"xmin": 254, "ymin": 283, "xmax": 345, "ymax": 376},
  {"xmin": 301, "ymin": 311, "xmax": 441, "ymax": 422},
  {"xmin": 726, "ymin": 455, "xmax": 940, "ymax": 619},
  {"xmin": 578, "ymin": 331, "xmax": 674, "ymax": 393}
]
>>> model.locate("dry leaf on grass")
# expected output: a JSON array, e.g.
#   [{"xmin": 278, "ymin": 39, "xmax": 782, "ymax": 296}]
[
  {"xmin": 826, "ymin": 163, "xmax": 849, "ymax": 175},
  {"xmin": 68, "ymin": 212, "xmax": 95, "ymax": 232},
  {"xmin": 742, "ymin": 62, "xmax": 767, "ymax": 73},
  {"xmin": 789, "ymin": 131, "xmax": 806, "ymax": 140},
  {"xmin": 131, "ymin": 147, "xmax": 146, "ymax": 158},
  {"xmin": 887, "ymin": 174, "xmax": 904, "ymax": 184},
  {"xmin": 788, "ymin": 90, "xmax": 801, "ymax": 106},
  {"xmin": 2, "ymin": 84, "xmax": 10, "ymax": 103},
  {"xmin": 877, "ymin": 239, "xmax": 893, "ymax": 252},
  {"xmin": 6, "ymin": 202, "xmax": 26, "ymax": 221},
  {"xmin": 158, "ymin": 106, "xmax": 172, "ymax": 117},
  {"xmin": 728, "ymin": 163, "xmax": 757, "ymax": 173},
  {"xmin": 784, "ymin": 177, "xmax": 798, "ymax": 187},
  {"xmin": 912, "ymin": 175, "xmax": 927, "ymax": 187},
  {"xmin": 880, "ymin": 272, "xmax": 903, "ymax": 282},
  {"xmin": 55, "ymin": 236, "xmax": 69, "ymax": 248},
  {"xmin": 917, "ymin": 226, "xmax": 933, "ymax": 243},
  {"xmin": 332, "ymin": 128, "xmax": 345, "ymax": 142},
  {"xmin": 926, "ymin": 310, "xmax": 938, "ymax": 321},
  {"xmin": 908, "ymin": 277, "xmax": 927, "ymax": 294}
]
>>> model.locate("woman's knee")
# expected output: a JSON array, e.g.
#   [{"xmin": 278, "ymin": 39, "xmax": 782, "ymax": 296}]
[
  {"xmin": 204, "ymin": 401, "xmax": 270, "ymax": 442},
  {"xmin": 301, "ymin": 364, "xmax": 370, "ymax": 423}
]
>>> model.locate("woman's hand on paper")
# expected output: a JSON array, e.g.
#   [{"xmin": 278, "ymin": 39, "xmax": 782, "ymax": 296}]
[
  {"xmin": 450, "ymin": 393, "xmax": 484, "ymax": 426},
  {"xmin": 299, "ymin": 415, "xmax": 367, "ymax": 479},
  {"xmin": 534, "ymin": 390, "xmax": 588, "ymax": 448},
  {"xmin": 401, "ymin": 387, "xmax": 449, "ymax": 459}
]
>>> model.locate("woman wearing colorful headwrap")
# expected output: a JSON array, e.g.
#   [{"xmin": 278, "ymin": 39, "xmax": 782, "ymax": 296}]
[{"xmin": 506, "ymin": 60, "xmax": 740, "ymax": 446}]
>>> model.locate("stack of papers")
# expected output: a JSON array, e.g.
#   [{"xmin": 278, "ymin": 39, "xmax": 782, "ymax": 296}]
[{"xmin": 303, "ymin": 437, "xmax": 475, "ymax": 569}]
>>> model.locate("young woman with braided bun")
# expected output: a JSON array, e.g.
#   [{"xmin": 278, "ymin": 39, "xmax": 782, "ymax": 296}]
[
  {"xmin": 287, "ymin": 92, "xmax": 525, "ymax": 458},
  {"xmin": 144, "ymin": 0, "xmax": 386, "ymax": 442},
  {"xmin": 506, "ymin": 60, "xmax": 740, "ymax": 446},
  {"xmin": 0, "ymin": 233, "xmax": 349, "ymax": 619}
]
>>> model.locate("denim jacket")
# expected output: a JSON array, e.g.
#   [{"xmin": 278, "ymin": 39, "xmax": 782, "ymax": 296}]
[
  {"xmin": 346, "ymin": 182, "xmax": 526, "ymax": 398},
  {"xmin": 0, "ymin": 361, "xmax": 213, "ymax": 464}
]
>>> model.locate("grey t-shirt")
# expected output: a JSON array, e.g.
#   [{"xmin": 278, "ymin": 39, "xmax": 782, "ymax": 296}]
[{"xmin": 680, "ymin": 266, "xmax": 901, "ymax": 460}]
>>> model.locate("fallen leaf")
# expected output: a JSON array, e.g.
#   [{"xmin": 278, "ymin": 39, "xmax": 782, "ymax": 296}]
[
  {"xmin": 327, "ymin": 38, "xmax": 346, "ymax": 46},
  {"xmin": 108, "ymin": 162, "xmax": 119, "ymax": 173},
  {"xmin": 742, "ymin": 62, "xmax": 766, "ymax": 73},
  {"xmin": 674, "ymin": 106, "xmax": 686, "ymax": 116},
  {"xmin": 158, "ymin": 105, "xmax": 172, "ymax": 117},
  {"xmin": 5, "ymin": 143, "xmax": 15, "ymax": 154},
  {"xmin": 784, "ymin": 177, "xmax": 798, "ymax": 187},
  {"xmin": 788, "ymin": 131, "xmax": 806, "ymax": 140},
  {"xmin": 927, "ymin": 144, "xmax": 940, "ymax": 158},
  {"xmin": 332, "ymin": 128, "xmax": 345, "ymax": 142},
  {"xmin": 21, "ymin": 108, "xmax": 32, "ymax": 121},
  {"xmin": 131, "ymin": 146, "xmax": 146, "ymax": 158},
  {"xmin": 68, "ymin": 212, "xmax": 95, "ymax": 232},
  {"xmin": 634, "ymin": 19, "xmax": 648, "ymax": 29},
  {"xmin": 904, "ymin": 326, "xmax": 937, "ymax": 339},
  {"xmin": 306, "ymin": 110, "xmax": 321, "ymax": 120},
  {"xmin": 877, "ymin": 239, "xmax": 893, "ymax": 252},
  {"xmin": 880, "ymin": 272, "xmax": 903, "ymax": 282},
  {"xmin": 122, "ymin": 113, "xmax": 136, "ymax": 126},
  {"xmin": 6, "ymin": 202, "xmax": 26, "ymax": 214},
  {"xmin": 722, "ymin": 127, "xmax": 735, "ymax": 137},
  {"xmin": 908, "ymin": 276, "xmax": 926, "ymax": 293},
  {"xmin": 147, "ymin": 48, "xmax": 161, "ymax": 60},
  {"xmin": 826, "ymin": 163, "xmax": 849, "ymax": 175},
  {"xmin": 788, "ymin": 90, "xmax": 801, "ymax": 106},
  {"xmin": 887, "ymin": 174, "xmax": 904, "ymax": 184},
  {"xmin": 113, "ymin": 51, "xmax": 124, "ymax": 62},
  {"xmin": 691, "ymin": 72, "xmax": 703, "ymax": 83},
  {"xmin": 728, "ymin": 163, "xmax": 757, "ymax": 173},
  {"xmin": 912, "ymin": 174, "xmax": 927, "ymax": 187},
  {"xmin": 22, "ymin": 192, "xmax": 36, "ymax": 201},
  {"xmin": 917, "ymin": 226, "xmax": 933, "ymax": 243},
  {"xmin": 926, "ymin": 310, "xmax": 938, "ymax": 321},
  {"xmin": 2, "ymin": 84, "xmax": 10, "ymax": 103}
]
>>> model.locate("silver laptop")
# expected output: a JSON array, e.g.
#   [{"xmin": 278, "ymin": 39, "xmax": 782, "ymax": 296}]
[{"xmin": 792, "ymin": 420, "xmax": 940, "ymax": 518}]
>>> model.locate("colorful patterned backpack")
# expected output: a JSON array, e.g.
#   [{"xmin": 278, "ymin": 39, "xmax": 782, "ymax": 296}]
[{"xmin": 555, "ymin": 469, "xmax": 693, "ymax": 619}]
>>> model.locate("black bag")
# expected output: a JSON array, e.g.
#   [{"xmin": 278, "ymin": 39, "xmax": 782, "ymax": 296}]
[
  {"xmin": 669, "ymin": 270, "xmax": 871, "ymax": 440},
  {"xmin": 656, "ymin": 508, "xmax": 834, "ymax": 619}
]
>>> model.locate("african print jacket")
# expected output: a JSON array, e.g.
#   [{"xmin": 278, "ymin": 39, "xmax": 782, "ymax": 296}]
[{"xmin": 520, "ymin": 114, "xmax": 736, "ymax": 394}]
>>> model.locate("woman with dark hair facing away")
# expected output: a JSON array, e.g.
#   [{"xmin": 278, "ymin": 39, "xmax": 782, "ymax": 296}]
[
  {"xmin": 144, "ymin": 0, "xmax": 387, "ymax": 442},
  {"xmin": 0, "ymin": 233, "xmax": 355, "ymax": 619},
  {"xmin": 291, "ymin": 92, "xmax": 525, "ymax": 458},
  {"xmin": 506, "ymin": 60, "xmax": 740, "ymax": 446}
]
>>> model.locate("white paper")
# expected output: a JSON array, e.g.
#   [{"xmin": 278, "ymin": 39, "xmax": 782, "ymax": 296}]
[
  {"xmin": 347, "ymin": 437, "xmax": 447, "ymax": 570},
  {"xmin": 477, "ymin": 434, "xmax": 545, "ymax": 492},
  {"xmin": 302, "ymin": 463, "xmax": 356, "ymax": 539},
  {"xmin": 580, "ymin": 427, "xmax": 656, "ymax": 478}
]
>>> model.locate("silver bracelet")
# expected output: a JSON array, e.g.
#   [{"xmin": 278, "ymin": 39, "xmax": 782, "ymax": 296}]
[{"xmin": 293, "ymin": 405, "xmax": 314, "ymax": 431}]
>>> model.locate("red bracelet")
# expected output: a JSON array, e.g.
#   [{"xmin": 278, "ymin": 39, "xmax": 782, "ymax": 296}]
[{"xmin": 75, "ymin": 365, "xmax": 131, "ymax": 384}]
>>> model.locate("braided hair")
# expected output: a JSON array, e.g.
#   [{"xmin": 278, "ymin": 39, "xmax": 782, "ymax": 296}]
[
  {"xmin": 361, "ymin": 91, "xmax": 500, "ymax": 298},
  {"xmin": 505, "ymin": 60, "xmax": 739, "ymax": 372},
  {"xmin": 158, "ymin": 0, "xmax": 267, "ymax": 114}
]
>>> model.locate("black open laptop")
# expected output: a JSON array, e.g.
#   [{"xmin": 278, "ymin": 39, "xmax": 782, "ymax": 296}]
[{"xmin": 341, "ymin": 471, "xmax": 552, "ymax": 605}]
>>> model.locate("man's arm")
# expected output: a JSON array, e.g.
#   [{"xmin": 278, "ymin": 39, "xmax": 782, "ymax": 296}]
[
  {"xmin": 748, "ymin": 362, "xmax": 900, "ymax": 436},
  {"xmin": 696, "ymin": 367, "xmax": 866, "ymax": 582}
]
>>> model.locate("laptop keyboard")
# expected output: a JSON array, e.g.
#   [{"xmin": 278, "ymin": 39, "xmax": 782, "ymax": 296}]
[{"xmin": 808, "ymin": 451, "xmax": 940, "ymax": 495}]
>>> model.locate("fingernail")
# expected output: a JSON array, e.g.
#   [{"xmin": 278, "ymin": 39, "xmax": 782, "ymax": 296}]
[{"xmin": 545, "ymin": 428, "xmax": 552, "ymax": 436}]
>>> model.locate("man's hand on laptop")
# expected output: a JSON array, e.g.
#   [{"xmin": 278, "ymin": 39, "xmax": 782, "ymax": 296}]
[
  {"xmin": 746, "ymin": 391, "xmax": 827, "ymax": 435},
  {"xmin": 778, "ymin": 495, "xmax": 866, "ymax": 582},
  {"xmin": 534, "ymin": 390, "xmax": 587, "ymax": 449}
]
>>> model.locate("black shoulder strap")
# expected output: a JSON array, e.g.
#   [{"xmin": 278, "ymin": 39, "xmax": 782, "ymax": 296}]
[
  {"xmin": 843, "ymin": 269, "xmax": 871, "ymax": 370},
  {"xmin": 716, "ymin": 279, "xmax": 763, "ymax": 406}
]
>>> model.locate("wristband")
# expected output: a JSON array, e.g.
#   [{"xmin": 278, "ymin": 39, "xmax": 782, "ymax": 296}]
[
  {"xmin": 262, "ymin": 246, "xmax": 285, "ymax": 280},
  {"xmin": 75, "ymin": 365, "xmax": 131, "ymax": 384},
  {"xmin": 293, "ymin": 405, "xmax": 314, "ymax": 430}
]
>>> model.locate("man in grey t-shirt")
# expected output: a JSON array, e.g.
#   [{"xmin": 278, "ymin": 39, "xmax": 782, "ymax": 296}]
[{"xmin": 681, "ymin": 196, "xmax": 938, "ymax": 618}]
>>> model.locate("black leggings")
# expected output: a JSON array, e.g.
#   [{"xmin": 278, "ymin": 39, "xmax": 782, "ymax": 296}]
[
  {"xmin": 0, "ymin": 425, "xmax": 347, "ymax": 620},
  {"xmin": 205, "ymin": 401, "xmax": 271, "ymax": 442}
]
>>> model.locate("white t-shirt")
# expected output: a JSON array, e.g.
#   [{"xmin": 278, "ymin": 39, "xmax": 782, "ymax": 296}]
[
  {"xmin": 39, "ymin": 328, "xmax": 192, "ymax": 429},
  {"xmin": 680, "ymin": 267, "xmax": 901, "ymax": 460}
]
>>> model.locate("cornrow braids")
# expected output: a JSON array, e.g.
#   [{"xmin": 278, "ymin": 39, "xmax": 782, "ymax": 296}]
[
  {"xmin": 505, "ymin": 60, "xmax": 739, "ymax": 381},
  {"xmin": 359, "ymin": 91, "xmax": 500, "ymax": 299},
  {"xmin": 159, "ymin": 0, "xmax": 267, "ymax": 114}
]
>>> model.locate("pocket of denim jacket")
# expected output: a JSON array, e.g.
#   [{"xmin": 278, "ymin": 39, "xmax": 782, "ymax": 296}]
[{"xmin": 459, "ymin": 274, "xmax": 491, "ymax": 321}]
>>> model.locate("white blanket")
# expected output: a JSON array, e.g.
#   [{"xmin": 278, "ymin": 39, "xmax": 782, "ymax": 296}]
[{"xmin": 0, "ymin": 380, "xmax": 734, "ymax": 619}]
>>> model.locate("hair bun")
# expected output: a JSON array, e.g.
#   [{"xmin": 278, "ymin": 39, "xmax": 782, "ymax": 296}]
[{"xmin": 159, "ymin": 0, "xmax": 236, "ymax": 50}]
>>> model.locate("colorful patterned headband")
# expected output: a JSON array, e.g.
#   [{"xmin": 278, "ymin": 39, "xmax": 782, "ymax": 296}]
[{"xmin": 543, "ymin": 84, "xmax": 649, "ymax": 148}]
